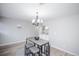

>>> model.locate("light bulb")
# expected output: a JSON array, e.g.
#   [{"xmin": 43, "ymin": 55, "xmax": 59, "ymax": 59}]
[
  {"xmin": 37, "ymin": 19, "xmax": 40, "ymax": 23},
  {"xmin": 45, "ymin": 26, "xmax": 48, "ymax": 30},
  {"xmin": 40, "ymin": 19, "xmax": 43, "ymax": 23},
  {"xmin": 32, "ymin": 19, "xmax": 35, "ymax": 23}
]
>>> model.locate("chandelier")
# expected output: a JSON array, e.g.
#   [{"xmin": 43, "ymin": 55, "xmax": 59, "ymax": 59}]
[
  {"xmin": 32, "ymin": 9, "xmax": 44, "ymax": 26},
  {"xmin": 32, "ymin": 4, "xmax": 49, "ymax": 36}
]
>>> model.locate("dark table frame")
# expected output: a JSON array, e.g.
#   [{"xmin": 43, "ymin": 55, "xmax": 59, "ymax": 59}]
[{"xmin": 27, "ymin": 39, "xmax": 50, "ymax": 56}]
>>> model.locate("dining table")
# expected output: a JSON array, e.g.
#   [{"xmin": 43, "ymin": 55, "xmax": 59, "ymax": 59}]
[{"xmin": 26, "ymin": 37, "xmax": 50, "ymax": 56}]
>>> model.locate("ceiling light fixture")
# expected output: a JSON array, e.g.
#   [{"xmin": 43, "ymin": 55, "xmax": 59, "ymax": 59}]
[
  {"xmin": 32, "ymin": 3, "xmax": 49, "ymax": 37},
  {"xmin": 32, "ymin": 8, "xmax": 44, "ymax": 26}
]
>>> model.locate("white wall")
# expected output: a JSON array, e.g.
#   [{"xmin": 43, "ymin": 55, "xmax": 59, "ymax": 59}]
[
  {"xmin": 0, "ymin": 15, "xmax": 79, "ymax": 55},
  {"xmin": 0, "ymin": 18, "xmax": 35, "ymax": 44},
  {"xmin": 45, "ymin": 15, "xmax": 79, "ymax": 55}
]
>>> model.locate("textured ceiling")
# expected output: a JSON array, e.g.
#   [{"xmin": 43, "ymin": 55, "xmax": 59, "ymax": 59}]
[{"xmin": 0, "ymin": 3, "xmax": 79, "ymax": 21}]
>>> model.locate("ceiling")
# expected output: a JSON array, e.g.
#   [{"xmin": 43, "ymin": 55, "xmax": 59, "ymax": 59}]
[{"xmin": 0, "ymin": 3, "xmax": 79, "ymax": 21}]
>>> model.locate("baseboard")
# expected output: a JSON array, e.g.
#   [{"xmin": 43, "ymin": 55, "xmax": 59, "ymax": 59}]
[
  {"xmin": 51, "ymin": 45, "xmax": 77, "ymax": 56},
  {"xmin": 0, "ymin": 40, "xmax": 25, "ymax": 50}
]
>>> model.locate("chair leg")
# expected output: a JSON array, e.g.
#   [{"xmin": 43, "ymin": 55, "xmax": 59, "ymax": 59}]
[{"xmin": 48, "ymin": 43, "xmax": 50, "ymax": 56}]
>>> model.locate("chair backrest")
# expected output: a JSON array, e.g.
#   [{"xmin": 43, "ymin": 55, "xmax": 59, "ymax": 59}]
[{"xmin": 26, "ymin": 37, "xmax": 34, "ymax": 44}]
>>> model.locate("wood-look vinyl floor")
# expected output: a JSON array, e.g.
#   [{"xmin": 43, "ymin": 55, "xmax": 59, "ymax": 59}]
[{"xmin": 0, "ymin": 43, "xmax": 74, "ymax": 56}]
